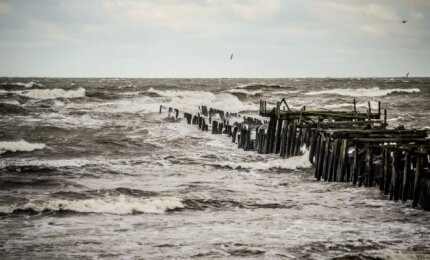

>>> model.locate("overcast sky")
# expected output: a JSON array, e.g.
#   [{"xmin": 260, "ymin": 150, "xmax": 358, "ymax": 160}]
[{"xmin": 0, "ymin": 0, "xmax": 429, "ymax": 77}]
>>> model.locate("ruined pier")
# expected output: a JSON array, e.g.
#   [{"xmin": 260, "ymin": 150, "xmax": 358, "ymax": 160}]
[{"xmin": 160, "ymin": 99, "xmax": 430, "ymax": 211}]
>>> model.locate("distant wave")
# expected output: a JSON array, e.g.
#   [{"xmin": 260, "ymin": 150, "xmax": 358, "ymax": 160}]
[
  {"xmin": 20, "ymin": 87, "xmax": 86, "ymax": 99},
  {"xmin": 0, "ymin": 87, "xmax": 86, "ymax": 100},
  {"xmin": 225, "ymin": 89, "xmax": 262, "ymax": 97},
  {"xmin": 305, "ymin": 87, "xmax": 421, "ymax": 97},
  {"xmin": 147, "ymin": 87, "xmax": 255, "ymax": 112},
  {"xmin": 0, "ymin": 81, "xmax": 42, "ymax": 88},
  {"xmin": 236, "ymin": 83, "xmax": 284, "ymax": 90},
  {"xmin": 322, "ymin": 101, "xmax": 379, "ymax": 109},
  {"xmin": 0, "ymin": 140, "xmax": 46, "ymax": 154},
  {"xmin": 0, "ymin": 195, "xmax": 183, "ymax": 214},
  {"xmin": 220, "ymin": 148, "xmax": 312, "ymax": 170}
]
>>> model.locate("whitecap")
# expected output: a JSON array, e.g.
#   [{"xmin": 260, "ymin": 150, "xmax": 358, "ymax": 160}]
[
  {"xmin": 225, "ymin": 89, "xmax": 262, "ymax": 96},
  {"xmin": 323, "ymin": 101, "xmax": 379, "ymax": 109},
  {"xmin": 305, "ymin": 87, "xmax": 420, "ymax": 97},
  {"xmin": 221, "ymin": 148, "xmax": 312, "ymax": 170},
  {"xmin": 0, "ymin": 195, "xmax": 183, "ymax": 214},
  {"xmin": 0, "ymin": 81, "xmax": 42, "ymax": 88},
  {"xmin": 0, "ymin": 140, "xmax": 46, "ymax": 154},
  {"xmin": 19, "ymin": 87, "xmax": 86, "ymax": 99},
  {"xmin": 147, "ymin": 88, "xmax": 255, "ymax": 113}
]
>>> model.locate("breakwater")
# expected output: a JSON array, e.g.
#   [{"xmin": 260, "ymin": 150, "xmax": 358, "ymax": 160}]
[{"xmin": 160, "ymin": 99, "xmax": 430, "ymax": 211}]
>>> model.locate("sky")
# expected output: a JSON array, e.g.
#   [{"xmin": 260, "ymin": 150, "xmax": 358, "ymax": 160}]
[{"xmin": 0, "ymin": 0, "xmax": 429, "ymax": 78}]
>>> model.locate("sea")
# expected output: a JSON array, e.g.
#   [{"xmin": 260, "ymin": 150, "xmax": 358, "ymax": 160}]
[{"xmin": 0, "ymin": 78, "xmax": 429, "ymax": 259}]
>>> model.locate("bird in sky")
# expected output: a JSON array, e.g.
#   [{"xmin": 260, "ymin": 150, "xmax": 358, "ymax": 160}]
[
  {"xmin": 230, "ymin": 53, "xmax": 234, "ymax": 60},
  {"xmin": 402, "ymin": 20, "xmax": 407, "ymax": 23}
]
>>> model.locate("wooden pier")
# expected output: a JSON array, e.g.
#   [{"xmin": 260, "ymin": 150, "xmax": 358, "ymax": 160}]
[{"xmin": 160, "ymin": 98, "xmax": 430, "ymax": 211}]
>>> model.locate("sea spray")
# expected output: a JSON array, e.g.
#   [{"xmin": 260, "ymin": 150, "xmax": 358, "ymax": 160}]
[{"xmin": 0, "ymin": 140, "xmax": 46, "ymax": 154}]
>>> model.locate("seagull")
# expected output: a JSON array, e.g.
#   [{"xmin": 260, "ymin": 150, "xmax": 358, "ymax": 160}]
[
  {"xmin": 405, "ymin": 72, "xmax": 409, "ymax": 78},
  {"xmin": 230, "ymin": 53, "xmax": 234, "ymax": 60},
  {"xmin": 402, "ymin": 20, "xmax": 407, "ymax": 23}
]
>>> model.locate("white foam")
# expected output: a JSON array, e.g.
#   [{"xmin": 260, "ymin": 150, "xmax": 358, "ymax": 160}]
[
  {"xmin": 19, "ymin": 87, "xmax": 86, "ymax": 99},
  {"xmin": 0, "ymin": 81, "xmax": 42, "ymax": 88},
  {"xmin": 236, "ymin": 83, "xmax": 284, "ymax": 89},
  {"xmin": 226, "ymin": 89, "xmax": 262, "ymax": 96},
  {"xmin": 305, "ymin": 87, "xmax": 420, "ymax": 97},
  {"xmin": 221, "ymin": 148, "xmax": 312, "ymax": 170},
  {"xmin": 148, "ymin": 88, "xmax": 255, "ymax": 113},
  {"xmin": 0, "ymin": 195, "xmax": 183, "ymax": 214},
  {"xmin": 323, "ymin": 101, "xmax": 379, "ymax": 109},
  {"xmin": 0, "ymin": 140, "xmax": 46, "ymax": 154}
]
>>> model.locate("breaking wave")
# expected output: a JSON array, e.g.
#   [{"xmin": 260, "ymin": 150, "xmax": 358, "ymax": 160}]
[
  {"xmin": 147, "ymin": 88, "xmax": 255, "ymax": 112},
  {"xmin": 0, "ymin": 81, "xmax": 42, "ymax": 88},
  {"xmin": 236, "ymin": 83, "xmax": 283, "ymax": 90},
  {"xmin": 225, "ymin": 89, "xmax": 262, "ymax": 97},
  {"xmin": 0, "ymin": 195, "xmax": 183, "ymax": 215},
  {"xmin": 0, "ymin": 87, "xmax": 86, "ymax": 100},
  {"xmin": 0, "ymin": 140, "xmax": 46, "ymax": 154},
  {"xmin": 322, "ymin": 101, "xmax": 379, "ymax": 109},
  {"xmin": 221, "ymin": 148, "xmax": 312, "ymax": 170},
  {"xmin": 305, "ymin": 87, "xmax": 420, "ymax": 97},
  {"xmin": 19, "ymin": 87, "xmax": 86, "ymax": 99}
]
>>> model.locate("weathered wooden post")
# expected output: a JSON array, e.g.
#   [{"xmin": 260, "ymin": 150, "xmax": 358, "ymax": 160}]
[
  {"xmin": 412, "ymin": 154, "xmax": 423, "ymax": 207},
  {"xmin": 402, "ymin": 151, "xmax": 411, "ymax": 202}
]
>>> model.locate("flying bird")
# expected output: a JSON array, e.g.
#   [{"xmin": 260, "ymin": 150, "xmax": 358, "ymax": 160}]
[
  {"xmin": 405, "ymin": 72, "xmax": 409, "ymax": 78},
  {"xmin": 230, "ymin": 53, "xmax": 234, "ymax": 60},
  {"xmin": 402, "ymin": 20, "xmax": 407, "ymax": 23}
]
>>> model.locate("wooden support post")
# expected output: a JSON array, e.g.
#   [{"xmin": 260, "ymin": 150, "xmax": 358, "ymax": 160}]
[
  {"xmin": 383, "ymin": 148, "xmax": 391, "ymax": 195},
  {"xmin": 280, "ymin": 120, "xmax": 288, "ymax": 157},
  {"xmin": 390, "ymin": 150, "xmax": 402, "ymax": 201},
  {"xmin": 294, "ymin": 127, "xmax": 303, "ymax": 156},
  {"xmin": 316, "ymin": 135, "xmax": 325, "ymax": 181},
  {"xmin": 402, "ymin": 151, "xmax": 410, "ymax": 202},
  {"xmin": 338, "ymin": 139, "xmax": 349, "ymax": 182},
  {"xmin": 412, "ymin": 155, "xmax": 423, "ymax": 207},
  {"xmin": 384, "ymin": 109, "xmax": 387, "ymax": 126},
  {"xmin": 353, "ymin": 99, "xmax": 356, "ymax": 113},
  {"xmin": 322, "ymin": 136, "xmax": 331, "ymax": 181},
  {"xmin": 288, "ymin": 121, "xmax": 297, "ymax": 157},
  {"xmin": 309, "ymin": 131, "xmax": 316, "ymax": 163},
  {"xmin": 274, "ymin": 118, "xmax": 283, "ymax": 154},
  {"xmin": 366, "ymin": 145, "xmax": 374, "ymax": 187},
  {"xmin": 352, "ymin": 143, "xmax": 359, "ymax": 186},
  {"xmin": 327, "ymin": 138, "xmax": 337, "ymax": 182}
]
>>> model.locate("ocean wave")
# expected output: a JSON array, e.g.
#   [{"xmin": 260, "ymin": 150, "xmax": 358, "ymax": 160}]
[
  {"xmin": 236, "ymin": 83, "xmax": 284, "ymax": 90},
  {"xmin": 225, "ymin": 89, "xmax": 262, "ymax": 96},
  {"xmin": 220, "ymin": 148, "xmax": 312, "ymax": 170},
  {"xmin": 0, "ymin": 81, "xmax": 42, "ymax": 88},
  {"xmin": 20, "ymin": 87, "xmax": 86, "ymax": 99},
  {"xmin": 0, "ymin": 140, "xmax": 46, "ymax": 154},
  {"xmin": 1, "ymin": 87, "xmax": 86, "ymax": 100},
  {"xmin": 147, "ymin": 88, "xmax": 255, "ymax": 112},
  {"xmin": 0, "ymin": 195, "xmax": 183, "ymax": 215},
  {"xmin": 305, "ymin": 87, "xmax": 421, "ymax": 97},
  {"xmin": 322, "ymin": 101, "xmax": 379, "ymax": 109}
]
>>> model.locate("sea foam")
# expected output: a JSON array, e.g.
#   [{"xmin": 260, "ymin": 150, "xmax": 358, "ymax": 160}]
[
  {"xmin": 0, "ymin": 140, "xmax": 46, "ymax": 154},
  {"xmin": 305, "ymin": 87, "xmax": 420, "ymax": 97},
  {"xmin": 19, "ymin": 87, "xmax": 86, "ymax": 99},
  {"xmin": 0, "ymin": 81, "xmax": 42, "ymax": 88},
  {"xmin": 222, "ymin": 148, "xmax": 312, "ymax": 170},
  {"xmin": 147, "ymin": 88, "xmax": 255, "ymax": 112},
  {"xmin": 0, "ymin": 195, "xmax": 183, "ymax": 214}
]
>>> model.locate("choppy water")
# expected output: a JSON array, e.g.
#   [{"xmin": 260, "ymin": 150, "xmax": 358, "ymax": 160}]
[{"xmin": 0, "ymin": 78, "xmax": 429, "ymax": 259}]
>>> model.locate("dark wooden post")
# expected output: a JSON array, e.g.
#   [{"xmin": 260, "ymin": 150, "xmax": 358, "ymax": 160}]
[{"xmin": 412, "ymin": 155, "xmax": 423, "ymax": 207}]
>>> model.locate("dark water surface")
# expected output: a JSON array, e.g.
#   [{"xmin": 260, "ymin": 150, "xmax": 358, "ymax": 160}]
[{"xmin": 0, "ymin": 78, "xmax": 429, "ymax": 259}]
